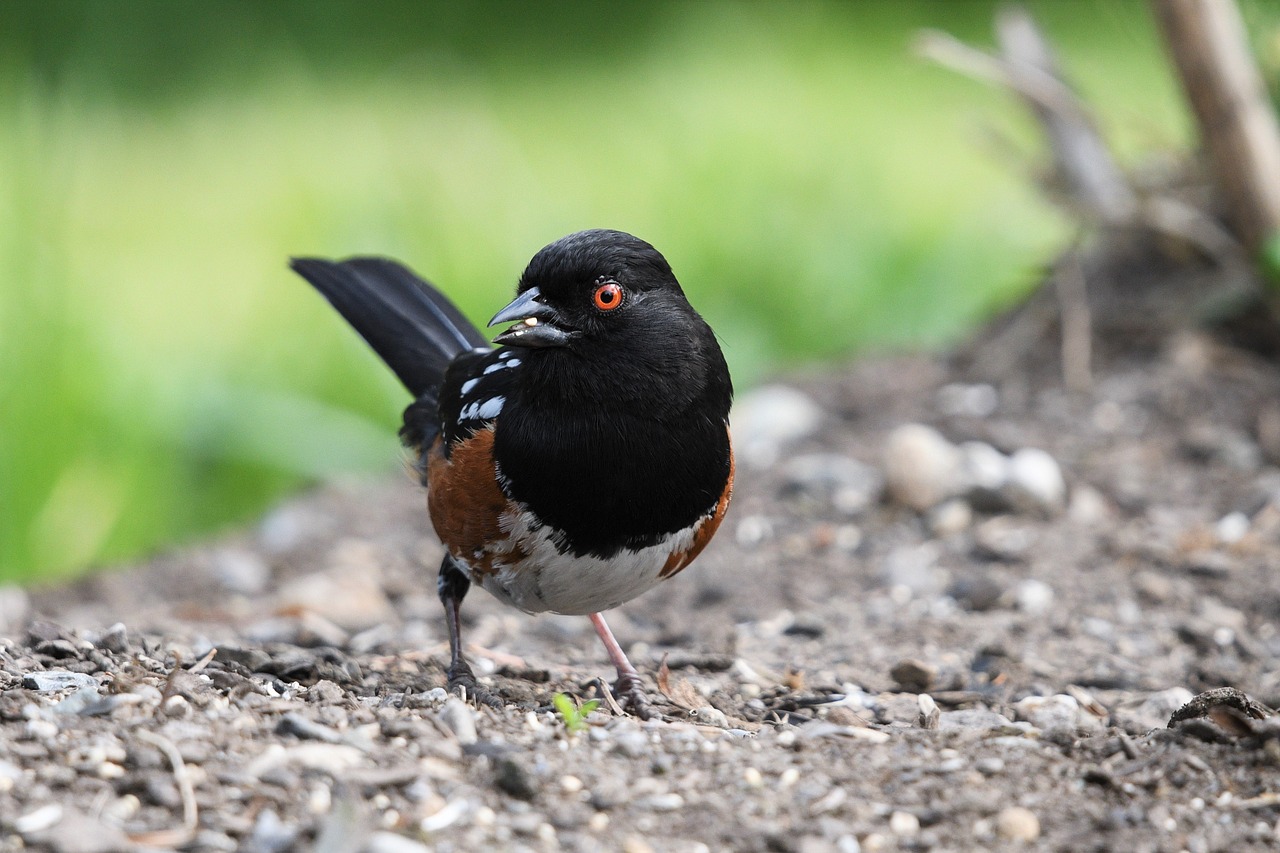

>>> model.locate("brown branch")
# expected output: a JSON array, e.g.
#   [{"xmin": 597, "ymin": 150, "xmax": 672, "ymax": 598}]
[{"xmin": 1152, "ymin": 0, "xmax": 1280, "ymax": 255}]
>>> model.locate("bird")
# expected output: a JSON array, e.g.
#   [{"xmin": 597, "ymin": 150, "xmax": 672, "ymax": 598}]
[{"xmin": 291, "ymin": 229, "xmax": 733, "ymax": 717}]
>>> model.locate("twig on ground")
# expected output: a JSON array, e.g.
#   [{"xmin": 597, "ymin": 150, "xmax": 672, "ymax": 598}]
[{"xmin": 129, "ymin": 728, "xmax": 198, "ymax": 847}]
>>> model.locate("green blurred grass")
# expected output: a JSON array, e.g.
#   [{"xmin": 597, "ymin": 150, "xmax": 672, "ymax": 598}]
[{"xmin": 0, "ymin": 1, "xmax": 1189, "ymax": 582}]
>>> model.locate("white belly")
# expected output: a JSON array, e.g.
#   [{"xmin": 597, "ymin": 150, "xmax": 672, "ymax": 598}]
[{"xmin": 472, "ymin": 509, "xmax": 699, "ymax": 615}]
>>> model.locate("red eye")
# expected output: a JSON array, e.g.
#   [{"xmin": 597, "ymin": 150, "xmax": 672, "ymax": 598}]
[{"xmin": 593, "ymin": 281, "xmax": 624, "ymax": 311}]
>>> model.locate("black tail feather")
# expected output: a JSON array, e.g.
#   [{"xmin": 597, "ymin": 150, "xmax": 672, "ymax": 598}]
[{"xmin": 291, "ymin": 256, "xmax": 489, "ymax": 398}]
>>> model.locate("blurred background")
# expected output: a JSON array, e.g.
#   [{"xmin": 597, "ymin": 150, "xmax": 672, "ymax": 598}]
[{"xmin": 2, "ymin": 0, "xmax": 1272, "ymax": 583}]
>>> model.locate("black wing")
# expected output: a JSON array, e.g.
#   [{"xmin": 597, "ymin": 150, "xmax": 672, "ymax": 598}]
[{"xmin": 435, "ymin": 348, "xmax": 526, "ymax": 450}]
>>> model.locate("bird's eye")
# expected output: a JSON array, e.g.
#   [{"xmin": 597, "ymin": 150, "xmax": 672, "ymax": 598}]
[{"xmin": 592, "ymin": 281, "xmax": 624, "ymax": 312}]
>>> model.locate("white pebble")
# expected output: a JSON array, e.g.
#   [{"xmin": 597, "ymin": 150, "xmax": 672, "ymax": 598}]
[
  {"xmin": 884, "ymin": 424, "xmax": 964, "ymax": 511},
  {"xmin": 420, "ymin": 799, "xmax": 469, "ymax": 833},
  {"xmin": 960, "ymin": 441, "xmax": 1009, "ymax": 493},
  {"xmin": 889, "ymin": 810, "xmax": 920, "ymax": 837},
  {"xmin": 439, "ymin": 699, "xmax": 478, "ymax": 746},
  {"xmin": 996, "ymin": 806, "xmax": 1040, "ymax": 841},
  {"xmin": 927, "ymin": 498, "xmax": 972, "ymax": 536},
  {"xmin": 1014, "ymin": 579, "xmax": 1055, "ymax": 615},
  {"xmin": 1006, "ymin": 447, "xmax": 1066, "ymax": 513},
  {"xmin": 1216, "ymin": 511, "xmax": 1250, "ymax": 543},
  {"xmin": 15, "ymin": 804, "xmax": 63, "ymax": 834}
]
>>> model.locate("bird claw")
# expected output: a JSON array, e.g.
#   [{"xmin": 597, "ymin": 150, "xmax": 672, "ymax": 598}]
[
  {"xmin": 612, "ymin": 671, "xmax": 656, "ymax": 720},
  {"xmin": 447, "ymin": 662, "xmax": 504, "ymax": 710}
]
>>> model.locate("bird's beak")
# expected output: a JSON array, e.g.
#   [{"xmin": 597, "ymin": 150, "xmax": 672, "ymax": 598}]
[{"xmin": 488, "ymin": 287, "xmax": 575, "ymax": 348}]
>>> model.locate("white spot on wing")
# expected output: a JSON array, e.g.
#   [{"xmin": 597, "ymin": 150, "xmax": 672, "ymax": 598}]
[
  {"xmin": 461, "ymin": 378, "xmax": 479, "ymax": 396},
  {"xmin": 459, "ymin": 396, "xmax": 505, "ymax": 423},
  {"xmin": 476, "ymin": 396, "xmax": 504, "ymax": 419},
  {"xmin": 484, "ymin": 358, "xmax": 520, "ymax": 374}
]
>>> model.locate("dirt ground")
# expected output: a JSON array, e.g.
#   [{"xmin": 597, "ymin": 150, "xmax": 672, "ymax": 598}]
[{"xmin": 5, "ymin": 249, "xmax": 1280, "ymax": 852}]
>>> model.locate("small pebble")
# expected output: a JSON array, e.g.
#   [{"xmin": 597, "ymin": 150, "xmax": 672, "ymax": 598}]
[
  {"xmin": 809, "ymin": 787, "xmax": 847, "ymax": 816},
  {"xmin": 1015, "ymin": 694, "xmax": 1100, "ymax": 731},
  {"xmin": 1005, "ymin": 447, "xmax": 1066, "ymax": 514},
  {"xmin": 890, "ymin": 658, "xmax": 937, "ymax": 693},
  {"xmin": 884, "ymin": 424, "xmax": 964, "ymax": 511},
  {"xmin": 420, "ymin": 800, "xmax": 468, "ymax": 833},
  {"xmin": 996, "ymin": 806, "xmax": 1040, "ymax": 841},
  {"xmin": 15, "ymin": 803, "xmax": 63, "ymax": 834},
  {"xmin": 889, "ymin": 810, "xmax": 920, "ymax": 837},
  {"xmin": 639, "ymin": 793, "xmax": 684, "ymax": 812},
  {"xmin": 927, "ymin": 498, "xmax": 972, "ymax": 536},
  {"xmin": 973, "ymin": 516, "xmax": 1035, "ymax": 561},
  {"xmin": 1014, "ymin": 579, "xmax": 1055, "ymax": 615},
  {"xmin": 960, "ymin": 441, "xmax": 1010, "ymax": 501},
  {"xmin": 439, "ymin": 699, "xmax": 478, "ymax": 746},
  {"xmin": 494, "ymin": 757, "xmax": 538, "ymax": 801},
  {"xmin": 366, "ymin": 831, "xmax": 432, "ymax": 853},
  {"xmin": 1216, "ymin": 511, "xmax": 1249, "ymax": 544},
  {"xmin": 23, "ymin": 671, "xmax": 99, "ymax": 692},
  {"xmin": 95, "ymin": 623, "xmax": 129, "ymax": 654},
  {"xmin": 689, "ymin": 706, "xmax": 729, "ymax": 728}
]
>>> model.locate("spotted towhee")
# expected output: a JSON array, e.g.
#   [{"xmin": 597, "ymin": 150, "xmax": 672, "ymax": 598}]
[{"xmin": 292, "ymin": 230, "xmax": 733, "ymax": 716}]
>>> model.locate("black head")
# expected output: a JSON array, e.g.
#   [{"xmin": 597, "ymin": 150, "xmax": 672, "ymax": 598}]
[{"xmin": 488, "ymin": 229, "xmax": 692, "ymax": 349}]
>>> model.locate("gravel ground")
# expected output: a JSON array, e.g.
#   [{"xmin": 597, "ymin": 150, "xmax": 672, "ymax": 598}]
[{"xmin": 5, "ymin": 306, "xmax": 1280, "ymax": 851}]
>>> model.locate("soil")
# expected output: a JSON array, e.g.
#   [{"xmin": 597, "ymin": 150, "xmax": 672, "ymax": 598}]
[{"xmin": 5, "ymin": 246, "xmax": 1280, "ymax": 852}]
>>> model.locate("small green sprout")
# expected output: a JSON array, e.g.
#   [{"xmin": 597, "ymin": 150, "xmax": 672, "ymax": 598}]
[{"xmin": 553, "ymin": 692, "xmax": 600, "ymax": 734}]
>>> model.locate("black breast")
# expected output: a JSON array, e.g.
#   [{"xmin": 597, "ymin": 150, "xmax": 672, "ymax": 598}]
[{"xmin": 494, "ymin": 397, "xmax": 731, "ymax": 558}]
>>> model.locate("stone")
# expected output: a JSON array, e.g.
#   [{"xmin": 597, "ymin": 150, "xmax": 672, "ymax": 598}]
[
  {"xmin": 22, "ymin": 671, "xmax": 99, "ymax": 692},
  {"xmin": 494, "ymin": 756, "xmax": 538, "ymax": 801},
  {"xmin": 995, "ymin": 806, "xmax": 1040, "ymax": 841},
  {"xmin": 1013, "ymin": 579, "xmax": 1055, "ymax": 615},
  {"xmin": 889, "ymin": 811, "xmax": 920, "ymax": 837},
  {"xmin": 938, "ymin": 709, "xmax": 1014, "ymax": 731},
  {"xmin": 959, "ymin": 441, "xmax": 1010, "ymax": 510},
  {"xmin": 1004, "ymin": 448, "xmax": 1066, "ymax": 514},
  {"xmin": 927, "ymin": 498, "xmax": 972, "ymax": 536},
  {"xmin": 1014, "ymin": 694, "xmax": 1102, "ymax": 732},
  {"xmin": 973, "ymin": 517, "xmax": 1035, "ymax": 561},
  {"xmin": 890, "ymin": 659, "xmax": 937, "ymax": 693},
  {"xmin": 366, "ymin": 831, "xmax": 432, "ymax": 853},
  {"xmin": 439, "ymin": 699, "xmax": 478, "ymax": 746},
  {"xmin": 884, "ymin": 424, "xmax": 964, "ymax": 511}
]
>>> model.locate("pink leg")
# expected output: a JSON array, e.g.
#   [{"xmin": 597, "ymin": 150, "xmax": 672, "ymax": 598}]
[{"xmin": 589, "ymin": 612, "xmax": 653, "ymax": 719}]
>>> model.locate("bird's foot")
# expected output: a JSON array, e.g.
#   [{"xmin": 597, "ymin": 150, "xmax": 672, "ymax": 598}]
[
  {"xmin": 612, "ymin": 670, "xmax": 656, "ymax": 720},
  {"xmin": 447, "ymin": 661, "xmax": 504, "ymax": 710}
]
